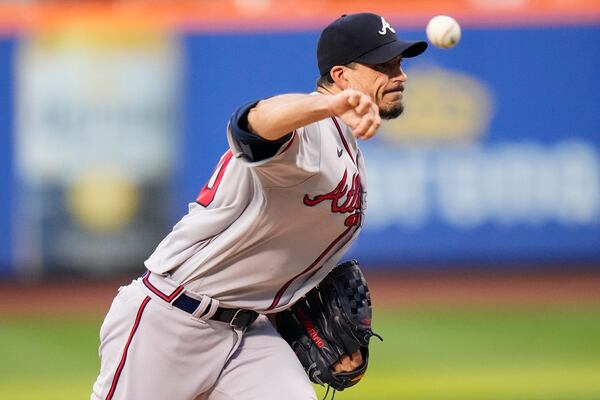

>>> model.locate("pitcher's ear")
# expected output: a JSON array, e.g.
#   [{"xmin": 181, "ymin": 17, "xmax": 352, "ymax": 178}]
[{"xmin": 330, "ymin": 65, "xmax": 350, "ymax": 89}]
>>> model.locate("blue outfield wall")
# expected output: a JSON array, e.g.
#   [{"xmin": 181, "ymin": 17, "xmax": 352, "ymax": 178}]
[
  {"xmin": 0, "ymin": 38, "xmax": 13, "ymax": 276},
  {"xmin": 0, "ymin": 23, "xmax": 599, "ymax": 273},
  {"xmin": 179, "ymin": 24, "xmax": 600, "ymax": 267}
]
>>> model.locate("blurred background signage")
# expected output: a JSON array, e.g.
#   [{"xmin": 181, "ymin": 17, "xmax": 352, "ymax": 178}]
[
  {"xmin": 12, "ymin": 24, "xmax": 180, "ymax": 275},
  {"xmin": 0, "ymin": 0, "xmax": 598, "ymax": 275}
]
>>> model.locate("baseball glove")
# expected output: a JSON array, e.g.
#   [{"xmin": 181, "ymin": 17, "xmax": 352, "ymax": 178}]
[{"xmin": 275, "ymin": 260, "xmax": 382, "ymax": 391}]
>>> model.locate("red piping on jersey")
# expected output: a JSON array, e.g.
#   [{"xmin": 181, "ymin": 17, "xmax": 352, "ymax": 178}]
[
  {"xmin": 142, "ymin": 272, "xmax": 184, "ymax": 303},
  {"xmin": 197, "ymin": 150, "xmax": 234, "ymax": 207},
  {"xmin": 266, "ymin": 225, "xmax": 353, "ymax": 310},
  {"xmin": 331, "ymin": 117, "xmax": 356, "ymax": 165},
  {"xmin": 105, "ymin": 296, "xmax": 151, "ymax": 400},
  {"xmin": 281, "ymin": 130, "xmax": 297, "ymax": 153}
]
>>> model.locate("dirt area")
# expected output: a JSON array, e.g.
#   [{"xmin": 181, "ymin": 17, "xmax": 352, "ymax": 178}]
[
  {"xmin": 0, "ymin": 277, "xmax": 126, "ymax": 317},
  {"xmin": 365, "ymin": 269, "xmax": 600, "ymax": 309},
  {"xmin": 1, "ymin": 269, "xmax": 600, "ymax": 317}
]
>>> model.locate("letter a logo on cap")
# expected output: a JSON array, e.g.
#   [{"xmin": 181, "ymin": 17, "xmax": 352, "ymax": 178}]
[{"xmin": 378, "ymin": 17, "xmax": 396, "ymax": 35}]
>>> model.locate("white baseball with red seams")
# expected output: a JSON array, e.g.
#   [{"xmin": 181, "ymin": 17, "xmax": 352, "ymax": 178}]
[{"xmin": 426, "ymin": 15, "xmax": 461, "ymax": 49}]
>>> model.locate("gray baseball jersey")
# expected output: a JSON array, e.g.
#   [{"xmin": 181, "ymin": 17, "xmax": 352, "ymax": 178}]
[
  {"xmin": 145, "ymin": 99, "xmax": 367, "ymax": 312},
  {"xmin": 92, "ymin": 96, "xmax": 368, "ymax": 400}
]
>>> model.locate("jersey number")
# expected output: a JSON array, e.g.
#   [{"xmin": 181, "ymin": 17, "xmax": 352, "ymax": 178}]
[{"xmin": 196, "ymin": 151, "xmax": 234, "ymax": 207}]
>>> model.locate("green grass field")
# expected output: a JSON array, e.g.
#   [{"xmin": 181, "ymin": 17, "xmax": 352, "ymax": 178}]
[{"xmin": 1, "ymin": 307, "xmax": 600, "ymax": 400}]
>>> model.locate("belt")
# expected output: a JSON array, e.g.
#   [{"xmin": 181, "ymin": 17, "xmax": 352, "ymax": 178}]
[
  {"xmin": 172, "ymin": 293, "xmax": 259, "ymax": 329},
  {"xmin": 142, "ymin": 272, "xmax": 258, "ymax": 330}
]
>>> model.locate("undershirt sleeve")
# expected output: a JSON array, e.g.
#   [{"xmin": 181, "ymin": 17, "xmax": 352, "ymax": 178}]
[{"xmin": 229, "ymin": 100, "xmax": 293, "ymax": 162}]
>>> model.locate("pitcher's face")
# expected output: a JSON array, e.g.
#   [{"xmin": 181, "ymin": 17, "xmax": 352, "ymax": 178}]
[{"xmin": 346, "ymin": 56, "xmax": 408, "ymax": 119}]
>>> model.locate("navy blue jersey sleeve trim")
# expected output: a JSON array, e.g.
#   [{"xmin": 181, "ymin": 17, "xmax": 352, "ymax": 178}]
[{"xmin": 230, "ymin": 100, "xmax": 293, "ymax": 162}]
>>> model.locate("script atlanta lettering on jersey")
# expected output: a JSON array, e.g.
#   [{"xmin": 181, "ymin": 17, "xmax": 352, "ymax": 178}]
[{"xmin": 303, "ymin": 170, "xmax": 363, "ymax": 226}]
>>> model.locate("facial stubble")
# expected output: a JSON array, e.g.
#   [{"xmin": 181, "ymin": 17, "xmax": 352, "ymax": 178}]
[{"xmin": 379, "ymin": 100, "xmax": 404, "ymax": 120}]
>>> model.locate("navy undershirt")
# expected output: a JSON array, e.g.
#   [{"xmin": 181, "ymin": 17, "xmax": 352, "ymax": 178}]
[{"xmin": 229, "ymin": 100, "xmax": 293, "ymax": 162}]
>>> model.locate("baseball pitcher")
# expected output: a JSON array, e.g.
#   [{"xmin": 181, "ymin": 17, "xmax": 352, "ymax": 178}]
[{"xmin": 91, "ymin": 12, "xmax": 426, "ymax": 400}]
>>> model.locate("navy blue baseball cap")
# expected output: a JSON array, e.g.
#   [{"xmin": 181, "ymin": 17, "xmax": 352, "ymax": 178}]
[{"xmin": 317, "ymin": 13, "xmax": 427, "ymax": 76}]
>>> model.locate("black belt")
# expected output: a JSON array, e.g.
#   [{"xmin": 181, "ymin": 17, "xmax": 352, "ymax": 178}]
[
  {"xmin": 141, "ymin": 271, "xmax": 258, "ymax": 329},
  {"xmin": 172, "ymin": 292, "xmax": 259, "ymax": 329}
]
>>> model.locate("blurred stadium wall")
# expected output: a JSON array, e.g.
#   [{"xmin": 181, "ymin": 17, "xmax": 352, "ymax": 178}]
[{"xmin": 0, "ymin": 0, "xmax": 599, "ymax": 278}]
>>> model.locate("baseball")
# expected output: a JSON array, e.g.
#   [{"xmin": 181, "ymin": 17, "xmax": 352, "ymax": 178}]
[{"xmin": 426, "ymin": 15, "xmax": 461, "ymax": 49}]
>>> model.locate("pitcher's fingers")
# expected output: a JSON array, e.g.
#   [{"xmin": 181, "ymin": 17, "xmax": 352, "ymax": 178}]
[
  {"xmin": 334, "ymin": 355, "xmax": 351, "ymax": 373},
  {"xmin": 361, "ymin": 113, "xmax": 381, "ymax": 140},
  {"xmin": 345, "ymin": 91, "xmax": 360, "ymax": 108},
  {"xmin": 343, "ymin": 114, "xmax": 361, "ymax": 130},
  {"xmin": 352, "ymin": 112, "xmax": 375, "ymax": 139},
  {"xmin": 354, "ymin": 94, "xmax": 372, "ymax": 115},
  {"xmin": 349, "ymin": 351, "xmax": 363, "ymax": 368}
]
